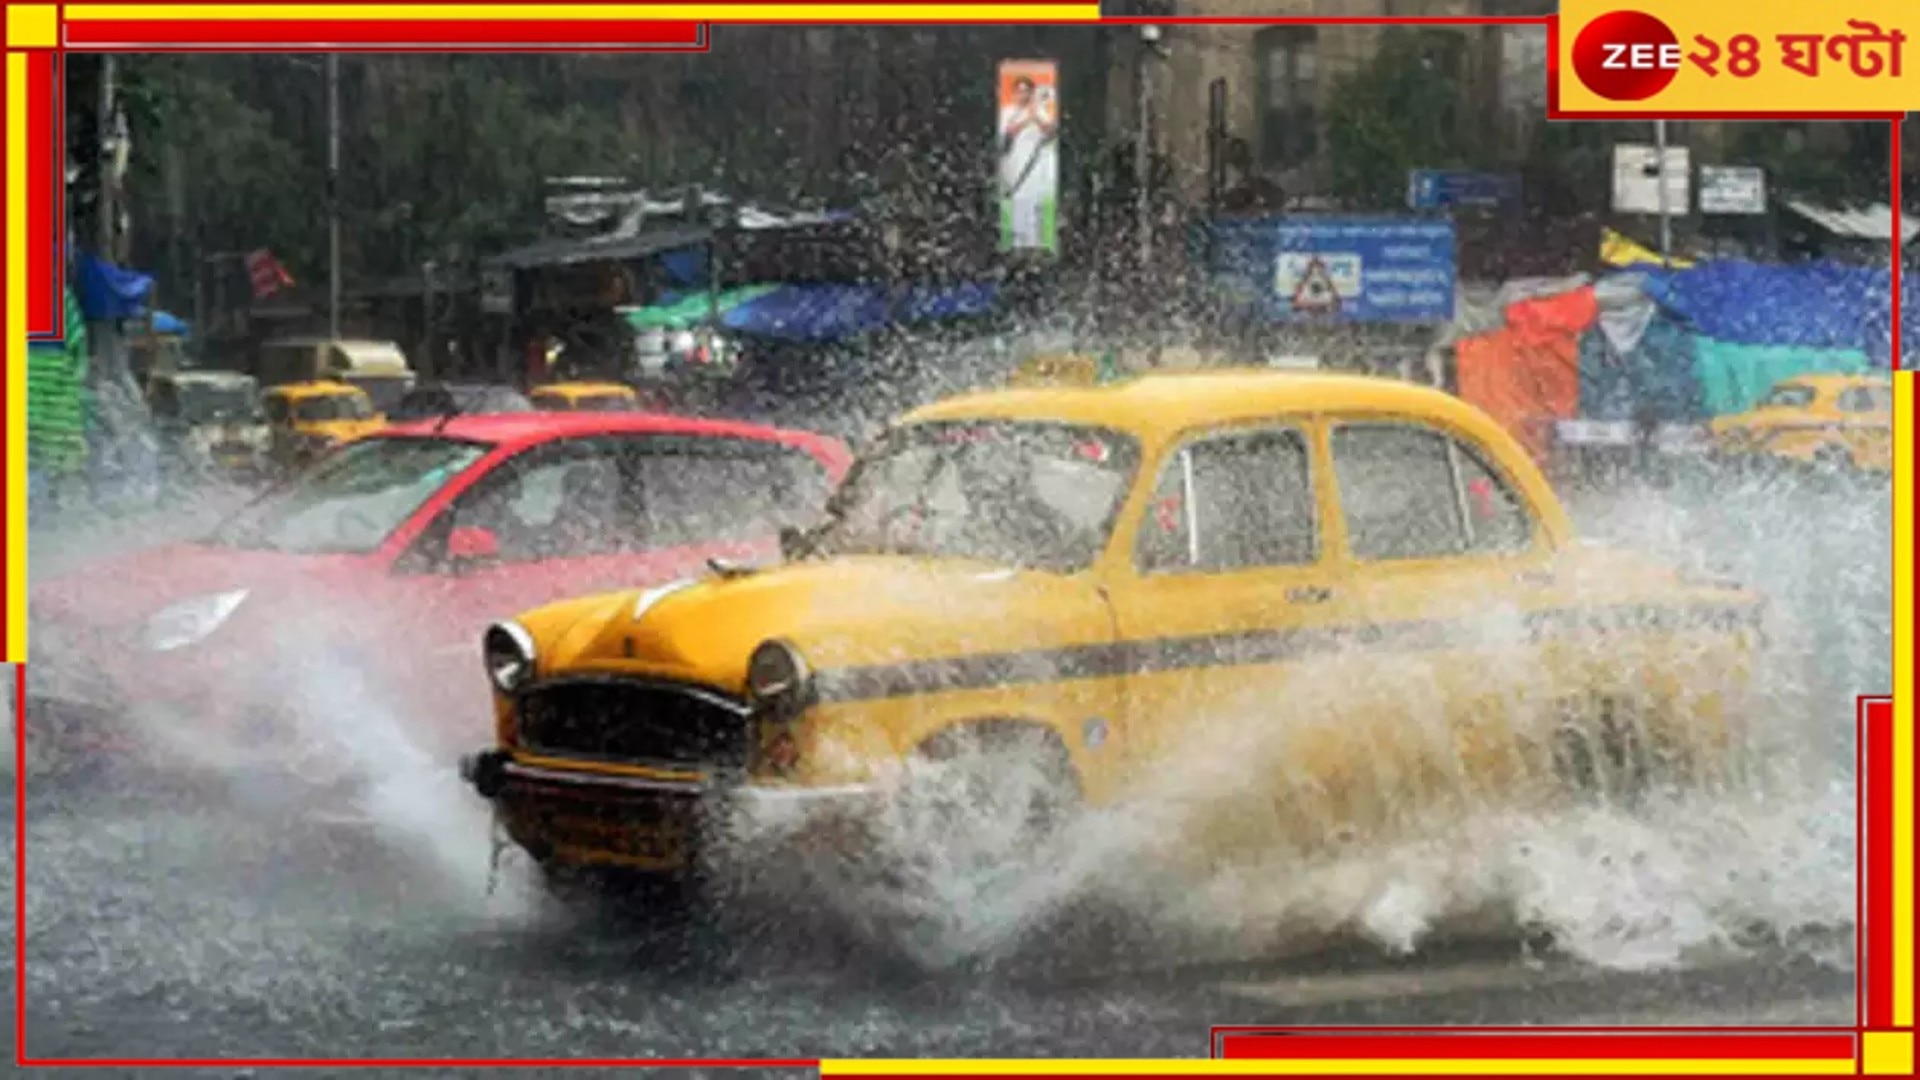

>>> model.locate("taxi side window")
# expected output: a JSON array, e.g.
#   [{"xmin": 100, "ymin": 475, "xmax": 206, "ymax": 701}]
[
  {"xmin": 1451, "ymin": 443, "xmax": 1535, "ymax": 554},
  {"xmin": 1333, "ymin": 424, "xmax": 1467, "ymax": 561},
  {"xmin": 1332, "ymin": 424, "xmax": 1536, "ymax": 560},
  {"xmin": 1137, "ymin": 428, "xmax": 1316, "ymax": 573},
  {"xmin": 1838, "ymin": 387, "xmax": 1886, "ymax": 413}
]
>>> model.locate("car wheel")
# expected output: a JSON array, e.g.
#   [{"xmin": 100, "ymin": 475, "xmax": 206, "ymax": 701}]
[
  {"xmin": 1550, "ymin": 697, "xmax": 1653, "ymax": 807},
  {"xmin": 1811, "ymin": 444, "xmax": 1854, "ymax": 478},
  {"xmin": 536, "ymin": 861, "xmax": 709, "ymax": 932},
  {"xmin": 859, "ymin": 723, "xmax": 1081, "ymax": 970}
]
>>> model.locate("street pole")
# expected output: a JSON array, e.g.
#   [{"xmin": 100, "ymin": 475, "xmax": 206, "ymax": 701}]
[
  {"xmin": 1134, "ymin": 33, "xmax": 1154, "ymax": 274},
  {"xmin": 1654, "ymin": 118, "xmax": 1672, "ymax": 268},
  {"xmin": 94, "ymin": 54, "xmax": 120, "ymax": 386},
  {"xmin": 327, "ymin": 53, "xmax": 341, "ymax": 340}
]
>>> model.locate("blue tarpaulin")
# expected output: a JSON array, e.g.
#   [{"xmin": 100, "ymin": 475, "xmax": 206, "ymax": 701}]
[
  {"xmin": 74, "ymin": 248, "xmax": 155, "ymax": 321},
  {"xmin": 151, "ymin": 310, "xmax": 188, "ymax": 336},
  {"xmin": 720, "ymin": 282, "xmax": 997, "ymax": 342},
  {"xmin": 1637, "ymin": 259, "xmax": 1915, "ymax": 365},
  {"xmin": 658, "ymin": 245, "xmax": 709, "ymax": 287}
]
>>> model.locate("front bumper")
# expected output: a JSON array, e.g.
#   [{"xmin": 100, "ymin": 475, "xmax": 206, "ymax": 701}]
[{"xmin": 460, "ymin": 748, "xmax": 887, "ymax": 868}]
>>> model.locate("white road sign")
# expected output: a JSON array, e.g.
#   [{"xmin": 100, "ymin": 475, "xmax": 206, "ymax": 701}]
[
  {"xmin": 1612, "ymin": 143, "xmax": 1690, "ymax": 216},
  {"xmin": 1698, "ymin": 165, "xmax": 1767, "ymax": 215},
  {"xmin": 1275, "ymin": 252, "xmax": 1362, "ymax": 309}
]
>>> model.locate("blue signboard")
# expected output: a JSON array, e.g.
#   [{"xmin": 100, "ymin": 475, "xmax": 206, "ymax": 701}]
[
  {"xmin": 1407, "ymin": 169, "xmax": 1522, "ymax": 211},
  {"xmin": 1206, "ymin": 216, "xmax": 1456, "ymax": 324}
]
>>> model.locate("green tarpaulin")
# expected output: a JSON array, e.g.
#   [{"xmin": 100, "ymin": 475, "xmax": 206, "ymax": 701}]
[
  {"xmin": 28, "ymin": 286, "xmax": 89, "ymax": 476},
  {"xmin": 1692, "ymin": 338, "xmax": 1872, "ymax": 417},
  {"xmin": 620, "ymin": 285, "xmax": 780, "ymax": 331}
]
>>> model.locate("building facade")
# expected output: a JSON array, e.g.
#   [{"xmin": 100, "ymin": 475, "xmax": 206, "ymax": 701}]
[{"xmin": 1136, "ymin": 0, "xmax": 1557, "ymax": 205}]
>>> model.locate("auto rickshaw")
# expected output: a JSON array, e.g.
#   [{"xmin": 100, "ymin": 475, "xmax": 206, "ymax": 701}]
[
  {"xmin": 256, "ymin": 336, "xmax": 417, "ymax": 416},
  {"xmin": 147, "ymin": 369, "xmax": 270, "ymax": 481}
]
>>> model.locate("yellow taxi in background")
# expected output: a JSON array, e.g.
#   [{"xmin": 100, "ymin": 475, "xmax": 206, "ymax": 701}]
[
  {"xmin": 530, "ymin": 381, "xmax": 640, "ymax": 412},
  {"xmin": 461, "ymin": 371, "xmax": 1765, "ymax": 936},
  {"xmin": 1008, "ymin": 352, "xmax": 1115, "ymax": 388},
  {"xmin": 1710, "ymin": 373, "xmax": 1891, "ymax": 475},
  {"xmin": 261, "ymin": 380, "xmax": 386, "ymax": 470}
]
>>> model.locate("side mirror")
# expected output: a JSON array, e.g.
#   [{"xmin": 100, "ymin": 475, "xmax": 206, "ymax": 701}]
[{"xmin": 447, "ymin": 525, "xmax": 502, "ymax": 568}]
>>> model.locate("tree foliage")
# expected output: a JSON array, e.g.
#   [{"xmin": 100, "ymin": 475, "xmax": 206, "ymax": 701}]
[{"xmin": 1323, "ymin": 30, "xmax": 1477, "ymax": 210}]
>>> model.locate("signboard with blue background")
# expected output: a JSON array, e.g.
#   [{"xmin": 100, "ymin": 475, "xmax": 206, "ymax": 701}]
[
  {"xmin": 1406, "ymin": 169, "xmax": 1522, "ymax": 211},
  {"xmin": 1205, "ymin": 216, "xmax": 1457, "ymax": 325}
]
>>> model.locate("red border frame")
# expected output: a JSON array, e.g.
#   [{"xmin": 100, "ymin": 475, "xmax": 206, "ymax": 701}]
[{"xmin": 6, "ymin": 7, "xmax": 1906, "ymax": 1071}]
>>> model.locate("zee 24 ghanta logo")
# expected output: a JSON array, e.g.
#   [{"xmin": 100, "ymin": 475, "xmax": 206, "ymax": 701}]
[{"xmin": 1571, "ymin": 8, "xmax": 1907, "ymax": 101}]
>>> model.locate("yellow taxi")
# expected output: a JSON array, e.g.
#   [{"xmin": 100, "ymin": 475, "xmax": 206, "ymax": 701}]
[
  {"xmin": 261, "ymin": 380, "xmax": 386, "ymax": 470},
  {"xmin": 1008, "ymin": 352, "xmax": 1117, "ymax": 388},
  {"xmin": 461, "ymin": 371, "xmax": 1765, "ymax": 915},
  {"xmin": 1710, "ymin": 373, "xmax": 1891, "ymax": 474},
  {"xmin": 530, "ymin": 381, "xmax": 641, "ymax": 412}
]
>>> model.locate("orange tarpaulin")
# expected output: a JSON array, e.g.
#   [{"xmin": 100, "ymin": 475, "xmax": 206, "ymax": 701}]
[{"xmin": 1455, "ymin": 286, "xmax": 1597, "ymax": 463}]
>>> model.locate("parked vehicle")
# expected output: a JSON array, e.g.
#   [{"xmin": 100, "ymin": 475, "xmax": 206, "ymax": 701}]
[
  {"xmin": 261, "ymin": 380, "xmax": 387, "ymax": 472},
  {"xmin": 146, "ymin": 369, "xmax": 269, "ymax": 481},
  {"xmin": 255, "ymin": 336, "xmax": 417, "ymax": 415}
]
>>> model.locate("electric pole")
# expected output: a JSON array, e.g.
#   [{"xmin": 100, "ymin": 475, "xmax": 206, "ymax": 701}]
[
  {"xmin": 1134, "ymin": 26, "xmax": 1158, "ymax": 274},
  {"xmin": 1654, "ymin": 118, "xmax": 1672, "ymax": 268},
  {"xmin": 327, "ymin": 53, "xmax": 342, "ymax": 340},
  {"xmin": 93, "ymin": 55, "xmax": 119, "ymax": 386}
]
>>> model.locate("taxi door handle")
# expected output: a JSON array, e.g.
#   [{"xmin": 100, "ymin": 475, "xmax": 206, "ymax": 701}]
[{"xmin": 1287, "ymin": 585, "xmax": 1334, "ymax": 604}]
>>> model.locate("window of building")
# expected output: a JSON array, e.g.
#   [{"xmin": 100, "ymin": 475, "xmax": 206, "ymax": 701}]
[
  {"xmin": 1257, "ymin": 27, "xmax": 1318, "ymax": 169},
  {"xmin": 1416, "ymin": 30, "xmax": 1468, "ymax": 141}
]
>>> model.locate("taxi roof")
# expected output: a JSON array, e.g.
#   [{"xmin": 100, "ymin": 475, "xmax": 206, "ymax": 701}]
[
  {"xmin": 1778, "ymin": 372, "xmax": 1888, "ymax": 391},
  {"xmin": 264, "ymin": 379, "xmax": 364, "ymax": 399},
  {"xmin": 904, "ymin": 369, "xmax": 1501, "ymax": 442},
  {"xmin": 533, "ymin": 381, "xmax": 636, "ymax": 396}
]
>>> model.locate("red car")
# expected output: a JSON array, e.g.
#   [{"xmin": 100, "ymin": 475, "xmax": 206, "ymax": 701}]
[{"xmin": 25, "ymin": 411, "xmax": 851, "ymax": 790}]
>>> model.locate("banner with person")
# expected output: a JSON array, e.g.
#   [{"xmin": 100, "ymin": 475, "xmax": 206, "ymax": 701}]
[{"xmin": 996, "ymin": 59, "xmax": 1060, "ymax": 255}]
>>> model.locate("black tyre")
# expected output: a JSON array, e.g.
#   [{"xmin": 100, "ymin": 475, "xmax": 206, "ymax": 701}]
[
  {"xmin": 856, "ymin": 723, "xmax": 1081, "ymax": 971},
  {"xmin": 537, "ymin": 861, "xmax": 705, "ymax": 928},
  {"xmin": 1811, "ymin": 443, "xmax": 1854, "ymax": 478},
  {"xmin": 1550, "ymin": 697, "xmax": 1653, "ymax": 806}
]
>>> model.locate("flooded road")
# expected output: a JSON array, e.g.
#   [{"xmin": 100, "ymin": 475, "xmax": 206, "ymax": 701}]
[
  {"xmin": 1, "ymin": 778, "xmax": 1856, "ymax": 1063},
  {"xmin": 7, "ymin": 470, "xmax": 1879, "ymax": 1064}
]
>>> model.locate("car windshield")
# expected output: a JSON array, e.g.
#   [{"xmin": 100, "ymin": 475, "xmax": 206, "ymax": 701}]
[
  {"xmin": 177, "ymin": 383, "xmax": 259, "ymax": 423},
  {"xmin": 294, "ymin": 393, "xmax": 375, "ymax": 422},
  {"xmin": 209, "ymin": 436, "xmax": 489, "ymax": 554},
  {"xmin": 807, "ymin": 419, "xmax": 1139, "ymax": 572},
  {"xmin": 1760, "ymin": 385, "xmax": 1818, "ymax": 409}
]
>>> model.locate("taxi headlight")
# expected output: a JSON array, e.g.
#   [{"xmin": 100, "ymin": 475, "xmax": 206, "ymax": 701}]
[
  {"xmin": 483, "ymin": 621, "xmax": 536, "ymax": 695},
  {"xmin": 747, "ymin": 639, "xmax": 813, "ymax": 719}
]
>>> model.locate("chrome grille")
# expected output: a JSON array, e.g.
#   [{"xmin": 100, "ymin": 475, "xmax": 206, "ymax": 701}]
[{"xmin": 514, "ymin": 679, "xmax": 750, "ymax": 768}]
